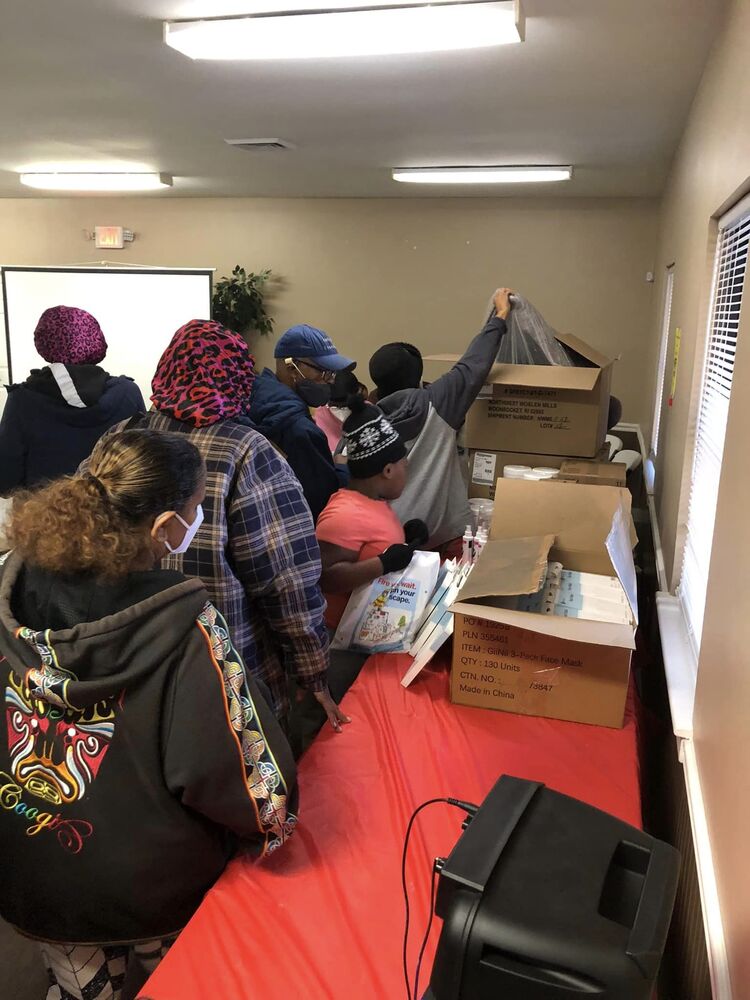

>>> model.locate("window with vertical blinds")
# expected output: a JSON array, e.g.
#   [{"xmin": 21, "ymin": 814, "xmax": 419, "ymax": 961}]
[
  {"xmin": 651, "ymin": 267, "xmax": 675, "ymax": 457},
  {"xmin": 679, "ymin": 198, "xmax": 749, "ymax": 650}
]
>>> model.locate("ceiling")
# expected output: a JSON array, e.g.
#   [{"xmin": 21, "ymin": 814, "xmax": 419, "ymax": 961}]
[{"xmin": 0, "ymin": 0, "xmax": 726, "ymax": 198}]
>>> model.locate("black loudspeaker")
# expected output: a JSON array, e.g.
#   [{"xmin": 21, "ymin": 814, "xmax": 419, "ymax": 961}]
[{"xmin": 425, "ymin": 775, "xmax": 679, "ymax": 999}]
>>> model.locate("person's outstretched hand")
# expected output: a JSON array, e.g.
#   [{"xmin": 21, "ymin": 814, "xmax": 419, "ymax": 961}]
[
  {"xmin": 313, "ymin": 688, "xmax": 351, "ymax": 733},
  {"xmin": 403, "ymin": 518, "xmax": 429, "ymax": 549},
  {"xmin": 493, "ymin": 287, "xmax": 514, "ymax": 320}
]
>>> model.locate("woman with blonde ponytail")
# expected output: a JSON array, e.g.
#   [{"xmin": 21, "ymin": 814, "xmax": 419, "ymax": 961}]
[
  {"xmin": 9, "ymin": 433, "xmax": 194, "ymax": 581},
  {"xmin": 0, "ymin": 429, "xmax": 297, "ymax": 1000}
]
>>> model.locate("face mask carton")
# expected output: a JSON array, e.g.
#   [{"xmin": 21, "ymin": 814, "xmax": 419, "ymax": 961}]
[
  {"xmin": 448, "ymin": 480, "xmax": 638, "ymax": 728},
  {"xmin": 425, "ymin": 333, "xmax": 613, "ymax": 458}
]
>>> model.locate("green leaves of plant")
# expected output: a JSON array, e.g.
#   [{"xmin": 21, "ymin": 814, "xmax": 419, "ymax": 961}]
[{"xmin": 212, "ymin": 265, "xmax": 275, "ymax": 336}]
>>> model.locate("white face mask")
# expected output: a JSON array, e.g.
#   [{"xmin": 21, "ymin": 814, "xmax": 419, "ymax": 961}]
[
  {"xmin": 164, "ymin": 504, "xmax": 204, "ymax": 555},
  {"xmin": 329, "ymin": 406, "xmax": 350, "ymax": 423}
]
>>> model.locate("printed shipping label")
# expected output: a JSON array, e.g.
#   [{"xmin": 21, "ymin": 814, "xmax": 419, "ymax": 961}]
[
  {"xmin": 472, "ymin": 451, "xmax": 497, "ymax": 485},
  {"xmin": 488, "ymin": 396, "xmax": 572, "ymax": 433}
]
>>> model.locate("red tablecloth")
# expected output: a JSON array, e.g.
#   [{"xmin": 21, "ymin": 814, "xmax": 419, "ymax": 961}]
[{"xmin": 140, "ymin": 655, "xmax": 641, "ymax": 1000}]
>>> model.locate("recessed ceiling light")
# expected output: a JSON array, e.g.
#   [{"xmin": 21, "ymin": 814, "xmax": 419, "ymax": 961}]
[
  {"xmin": 392, "ymin": 166, "xmax": 573, "ymax": 184},
  {"xmin": 164, "ymin": 1, "xmax": 525, "ymax": 61},
  {"xmin": 19, "ymin": 172, "xmax": 174, "ymax": 192}
]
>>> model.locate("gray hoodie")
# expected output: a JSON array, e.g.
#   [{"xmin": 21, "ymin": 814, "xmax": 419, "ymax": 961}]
[{"xmin": 378, "ymin": 316, "xmax": 507, "ymax": 547}]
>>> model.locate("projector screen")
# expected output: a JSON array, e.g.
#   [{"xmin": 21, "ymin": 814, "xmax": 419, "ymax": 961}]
[{"xmin": 2, "ymin": 266, "xmax": 213, "ymax": 407}]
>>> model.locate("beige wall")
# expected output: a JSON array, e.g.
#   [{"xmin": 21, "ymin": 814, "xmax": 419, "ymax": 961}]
[
  {"xmin": 0, "ymin": 196, "xmax": 656, "ymax": 424},
  {"xmin": 646, "ymin": 0, "xmax": 750, "ymax": 994}
]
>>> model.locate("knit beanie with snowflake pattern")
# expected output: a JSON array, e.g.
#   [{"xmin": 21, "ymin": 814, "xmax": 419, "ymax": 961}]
[{"xmin": 342, "ymin": 394, "xmax": 406, "ymax": 479}]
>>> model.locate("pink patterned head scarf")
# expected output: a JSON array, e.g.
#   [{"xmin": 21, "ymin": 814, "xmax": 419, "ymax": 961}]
[
  {"xmin": 150, "ymin": 319, "xmax": 256, "ymax": 428},
  {"xmin": 34, "ymin": 306, "xmax": 107, "ymax": 365}
]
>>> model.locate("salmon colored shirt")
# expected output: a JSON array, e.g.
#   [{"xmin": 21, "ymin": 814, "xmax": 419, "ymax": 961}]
[{"xmin": 316, "ymin": 489, "xmax": 405, "ymax": 629}]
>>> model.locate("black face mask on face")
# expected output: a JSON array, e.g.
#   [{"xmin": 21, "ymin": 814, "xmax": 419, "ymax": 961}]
[{"xmin": 296, "ymin": 378, "xmax": 331, "ymax": 408}]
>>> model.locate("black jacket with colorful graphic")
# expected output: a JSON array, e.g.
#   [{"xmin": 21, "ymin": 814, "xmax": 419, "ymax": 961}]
[{"xmin": 0, "ymin": 553, "xmax": 298, "ymax": 945}]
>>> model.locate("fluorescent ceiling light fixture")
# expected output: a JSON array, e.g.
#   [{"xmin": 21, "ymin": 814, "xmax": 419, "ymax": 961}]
[
  {"xmin": 164, "ymin": 1, "xmax": 525, "ymax": 61},
  {"xmin": 392, "ymin": 166, "xmax": 573, "ymax": 184},
  {"xmin": 19, "ymin": 172, "xmax": 173, "ymax": 192}
]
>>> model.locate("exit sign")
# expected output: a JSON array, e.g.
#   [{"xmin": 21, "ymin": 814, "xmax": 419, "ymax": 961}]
[{"xmin": 94, "ymin": 226, "xmax": 124, "ymax": 249}]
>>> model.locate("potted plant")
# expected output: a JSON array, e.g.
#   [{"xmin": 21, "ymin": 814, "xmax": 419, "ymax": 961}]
[{"xmin": 211, "ymin": 265, "xmax": 275, "ymax": 337}]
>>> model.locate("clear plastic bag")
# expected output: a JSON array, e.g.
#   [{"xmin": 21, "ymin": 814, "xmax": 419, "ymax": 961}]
[{"xmin": 490, "ymin": 294, "xmax": 575, "ymax": 366}]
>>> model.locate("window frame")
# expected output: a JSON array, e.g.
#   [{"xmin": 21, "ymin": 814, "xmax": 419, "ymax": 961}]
[
  {"xmin": 677, "ymin": 193, "xmax": 750, "ymax": 653},
  {"xmin": 650, "ymin": 266, "xmax": 675, "ymax": 459}
]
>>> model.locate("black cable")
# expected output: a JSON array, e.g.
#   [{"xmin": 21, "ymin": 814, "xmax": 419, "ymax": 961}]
[
  {"xmin": 402, "ymin": 798, "xmax": 449, "ymax": 1000},
  {"xmin": 414, "ymin": 863, "xmax": 439, "ymax": 1000},
  {"xmin": 447, "ymin": 796, "xmax": 479, "ymax": 817},
  {"xmin": 402, "ymin": 797, "xmax": 479, "ymax": 1000}
]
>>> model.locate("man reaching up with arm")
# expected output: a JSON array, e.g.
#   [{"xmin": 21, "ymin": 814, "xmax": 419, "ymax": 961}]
[{"xmin": 370, "ymin": 287, "xmax": 512, "ymax": 556}]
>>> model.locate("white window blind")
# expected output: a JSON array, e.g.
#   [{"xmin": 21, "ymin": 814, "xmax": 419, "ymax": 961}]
[
  {"xmin": 651, "ymin": 267, "xmax": 675, "ymax": 456},
  {"xmin": 679, "ymin": 198, "xmax": 750, "ymax": 650}
]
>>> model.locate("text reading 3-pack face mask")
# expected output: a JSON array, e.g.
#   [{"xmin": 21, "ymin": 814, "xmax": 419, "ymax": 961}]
[{"xmin": 165, "ymin": 504, "xmax": 204, "ymax": 555}]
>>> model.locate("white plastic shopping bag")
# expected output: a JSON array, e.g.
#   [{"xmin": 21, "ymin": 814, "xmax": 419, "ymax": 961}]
[{"xmin": 331, "ymin": 550, "xmax": 440, "ymax": 654}]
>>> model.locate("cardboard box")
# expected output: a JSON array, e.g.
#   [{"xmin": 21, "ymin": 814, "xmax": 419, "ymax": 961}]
[
  {"xmin": 467, "ymin": 445, "xmax": 609, "ymax": 500},
  {"xmin": 426, "ymin": 333, "xmax": 613, "ymax": 458},
  {"xmin": 448, "ymin": 480, "xmax": 638, "ymax": 728},
  {"xmin": 558, "ymin": 459, "xmax": 626, "ymax": 489},
  {"xmin": 451, "ymin": 614, "xmax": 632, "ymax": 728}
]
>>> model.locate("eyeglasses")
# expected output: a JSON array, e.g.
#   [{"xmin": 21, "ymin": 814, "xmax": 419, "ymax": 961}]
[{"xmin": 291, "ymin": 358, "xmax": 336, "ymax": 384}]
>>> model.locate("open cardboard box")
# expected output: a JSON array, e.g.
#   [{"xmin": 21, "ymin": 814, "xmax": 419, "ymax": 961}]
[
  {"xmin": 448, "ymin": 479, "xmax": 638, "ymax": 728},
  {"xmin": 425, "ymin": 333, "xmax": 613, "ymax": 458}
]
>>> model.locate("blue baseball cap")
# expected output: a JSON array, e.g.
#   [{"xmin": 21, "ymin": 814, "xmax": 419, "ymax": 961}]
[{"xmin": 274, "ymin": 324, "xmax": 355, "ymax": 372}]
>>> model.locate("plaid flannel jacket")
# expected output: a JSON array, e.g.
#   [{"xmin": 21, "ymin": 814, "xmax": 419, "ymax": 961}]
[{"xmin": 107, "ymin": 411, "xmax": 329, "ymax": 718}]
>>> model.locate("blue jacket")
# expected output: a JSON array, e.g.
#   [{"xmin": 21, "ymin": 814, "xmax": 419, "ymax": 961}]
[
  {"xmin": 0, "ymin": 366, "xmax": 144, "ymax": 494},
  {"xmin": 248, "ymin": 368, "xmax": 348, "ymax": 522}
]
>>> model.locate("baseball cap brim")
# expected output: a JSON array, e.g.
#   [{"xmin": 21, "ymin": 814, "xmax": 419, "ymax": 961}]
[{"xmin": 311, "ymin": 351, "xmax": 356, "ymax": 372}]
